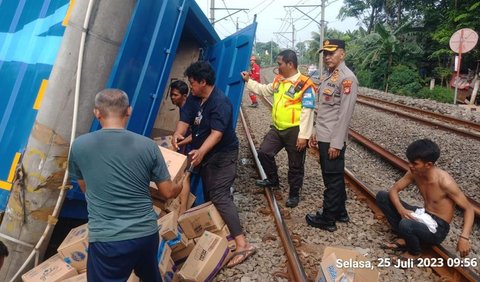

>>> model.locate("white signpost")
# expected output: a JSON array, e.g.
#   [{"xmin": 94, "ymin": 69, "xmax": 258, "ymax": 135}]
[{"xmin": 449, "ymin": 28, "xmax": 478, "ymax": 105}]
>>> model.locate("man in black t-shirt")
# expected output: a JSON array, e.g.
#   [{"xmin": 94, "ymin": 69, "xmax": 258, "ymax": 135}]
[{"xmin": 172, "ymin": 61, "xmax": 256, "ymax": 268}]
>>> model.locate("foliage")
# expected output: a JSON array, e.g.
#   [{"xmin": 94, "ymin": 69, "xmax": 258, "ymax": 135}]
[
  {"xmin": 253, "ymin": 41, "xmax": 280, "ymax": 66},
  {"xmin": 417, "ymin": 87, "xmax": 454, "ymax": 103},
  {"xmin": 254, "ymin": 0, "xmax": 480, "ymax": 104},
  {"xmin": 387, "ymin": 65, "xmax": 423, "ymax": 95},
  {"xmin": 432, "ymin": 67, "xmax": 452, "ymax": 87}
]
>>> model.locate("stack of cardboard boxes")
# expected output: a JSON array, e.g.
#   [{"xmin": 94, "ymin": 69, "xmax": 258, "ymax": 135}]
[
  {"xmin": 21, "ymin": 223, "xmax": 88, "ymax": 281},
  {"xmin": 21, "ymin": 146, "xmax": 235, "ymax": 282},
  {"xmin": 148, "ymin": 146, "xmax": 237, "ymax": 281}
]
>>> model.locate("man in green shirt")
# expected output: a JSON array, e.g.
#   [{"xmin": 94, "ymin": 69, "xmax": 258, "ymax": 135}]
[{"xmin": 69, "ymin": 89, "xmax": 182, "ymax": 281}]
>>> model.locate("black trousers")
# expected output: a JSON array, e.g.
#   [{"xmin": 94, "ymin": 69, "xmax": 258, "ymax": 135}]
[
  {"xmin": 376, "ymin": 191, "xmax": 450, "ymax": 255},
  {"xmin": 201, "ymin": 149, "xmax": 243, "ymax": 237},
  {"xmin": 257, "ymin": 126, "xmax": 306, "ymax": 198},
  {"xmin": 318, "ymin": 142, "xmax": 347, "ymax": 220}
]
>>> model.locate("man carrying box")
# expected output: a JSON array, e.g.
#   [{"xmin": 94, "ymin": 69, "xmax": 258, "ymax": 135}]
[
  {"xmin": 173, "ymin": 61, "xmax": 256, "ymax": 268},
  {"xmin": 69, "ymin": 89, "xmax": 183, "ymax": 281}
]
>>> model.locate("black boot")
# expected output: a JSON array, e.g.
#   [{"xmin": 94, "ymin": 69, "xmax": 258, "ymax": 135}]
[
  {"xmin": 286, "ymin": 187, "xmax": 300, "ymax": 208},
  {"xmin": 286, "ymin": 196, "xmax": 299, "ymax": 208},
  {"xmin": 310, "ymin": 210, "xmax": 350, "ymax": 223},
  {"xmin": 305, "ymin": 214, "xmax": 337, "ymax": 232},
  {"xmin": 310, "ymin": 210, "xmax": 349, "ymax": 223},
  {"xmin": 255, "ymin": 178, "xmax": 279, "ymax": 187}
]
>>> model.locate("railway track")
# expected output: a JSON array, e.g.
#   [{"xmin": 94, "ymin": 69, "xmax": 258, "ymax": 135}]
[
  {"xmin": 357, "ymin": 94, "xmax": 480, "ymax": 141},
  {"xmin": 239, "ymin": 109, "xmax": 307, "ymax": 281},
  {"xmin": 256, "ymin": 94, "xmax": 479, "ymax": 281}
]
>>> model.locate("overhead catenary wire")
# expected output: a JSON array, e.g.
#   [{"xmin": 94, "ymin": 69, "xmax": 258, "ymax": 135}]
[{"xmin": 221, "ymin": 0, "xmax": 237, "ymax": 29}]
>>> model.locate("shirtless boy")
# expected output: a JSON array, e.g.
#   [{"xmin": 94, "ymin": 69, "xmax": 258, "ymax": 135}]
[{"xmin": 376, "ymin": 139, "xmax": 474, "ymax": 261}]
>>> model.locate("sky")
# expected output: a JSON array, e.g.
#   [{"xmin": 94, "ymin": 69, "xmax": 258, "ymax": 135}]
[{"xmin": 196, "ymin": 0, "xmax": 359, "ymax": 47}]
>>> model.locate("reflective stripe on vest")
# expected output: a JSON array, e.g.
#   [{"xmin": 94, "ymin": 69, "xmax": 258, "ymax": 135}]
[{"xmin": 271, "ymin": 74, "xmax": 316, "ymax": 130}]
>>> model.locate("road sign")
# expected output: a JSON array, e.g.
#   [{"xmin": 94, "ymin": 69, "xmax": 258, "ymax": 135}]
[
  {"xmin": 449, "ymin": 28, "xmax": 478, "ymax": 105},
  {"xmin": 449, "ymin": 28, "xmax": 478, "ymax": 53}
]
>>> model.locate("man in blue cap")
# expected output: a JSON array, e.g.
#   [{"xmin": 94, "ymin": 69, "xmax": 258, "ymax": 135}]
[{"xmin": 306, "ymin": 39, "xmax": 358, "ymax": 232}]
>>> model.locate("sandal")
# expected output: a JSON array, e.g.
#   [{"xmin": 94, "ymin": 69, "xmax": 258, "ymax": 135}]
[
  {"xmin": 380, "ymin": 240, "xmax": 407, "ymax": 251},
  {"xmin": 226, "ymin": 245, "xmax": 257, "ymax": 268}
]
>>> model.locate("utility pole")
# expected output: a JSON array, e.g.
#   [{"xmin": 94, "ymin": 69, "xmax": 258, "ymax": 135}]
[
  {"xmin": 319, "ymin": 0, "xmax": 326, "ymax": 76},
  {"xmin": 270, "ymin": 39, "xmax": 273, "ymax": 65},
  {"xmin": 292, "ymin": 24, "xmax": 295, "ymax": 49},
  {"xmin": 210, "ymin": 0, "xmax": 215, "ymax": 26},
  {"xmin": 284, "ymin": 4, "xmax": 324, "ymax": 68}
]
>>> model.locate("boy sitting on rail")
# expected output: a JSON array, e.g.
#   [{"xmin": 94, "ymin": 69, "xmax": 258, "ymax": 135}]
[{"xmin": 376, "ymin": 139, "xmax": 474, "ymax": 262}]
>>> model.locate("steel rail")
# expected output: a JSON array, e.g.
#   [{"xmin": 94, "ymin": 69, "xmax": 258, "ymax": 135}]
[
  {"xmin": 239, "ymin": 108, "xmax": 307, "ymax": 282},
  {"xmin": 358, "ymin": 95, "xmax": 480, "ymax": 132},
  {"xmin": 344, "ymin": 169, "xmax": 480, "ymax": 282},
  {"xmin": 357, "ymin": 96, "xmax": 480, "ymax": 141},
  {"xmin": 348, "ymin": 128, "xmax": 480, "ymax": 218}
]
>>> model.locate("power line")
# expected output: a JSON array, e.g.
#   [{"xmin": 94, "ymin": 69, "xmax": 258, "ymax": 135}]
[{"xmin": 221, "ymin": 0, "xmax": 237, "ymax": 30}]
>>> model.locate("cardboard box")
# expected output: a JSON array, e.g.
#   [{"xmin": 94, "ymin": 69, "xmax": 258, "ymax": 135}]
[
  {"xmin": 171, "ymin": 239, "xmax": 195, "ymax": 265},
  {"xmin": 214, "ymin": 224, "xmax": 236, "ymax": 250},
  {"xmin": 57, "ymin": 223, "xmax": 88, "ymax": 271},
  {"xmin": 158, "ymin": 240, "xmax": 175, "ymax": 282},
  {"xmin": 316, "ymin": 246, "xmax": 379, "ymax": 282},
  {"xmin": 154, "ymin": 135, "xmax": 174, "ymax": 151},
  {"xmin": 158, "ymin": 146, "xmax": 187, "ymax": 183},
  {"xmin": 165, "ymin": 192, "xmax": 196, "ymax": 214},
  {"xmin": 150, "ymin": 191, "xmax": 197, "ymax": 216},
  {"xmin": 167, "ymin": 229, "xmax": 189, "ymax": 253},
  {"xmin": 158, "ymin": 210, "xmax": 179, "ymax": 240},
  {"xmin": 60, "ymin": 273, "xmax": 86, "ymax": 282},
  {"xmin": 22, "ymin": 254, "xmax": 77, "ymax": 282},
  {"xmin": 153, "ymin": 205, "xmax": 164, "ymax": 218},
  {"xmin": 177, "ymin": 231, "xmax": 229, "ymax": 282},
  {"xmin": 178, "ymin": 202, "xmax": 225, "ymax": 239}
]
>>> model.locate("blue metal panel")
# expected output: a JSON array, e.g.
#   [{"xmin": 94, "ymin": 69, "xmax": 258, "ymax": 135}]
[
  {"xmin": 203, "ymin": 22, "xmax": 257, "ymax": 127},
  {"xmin": 91, "ymin": 0, "xmax": 221, "ymax": 136},
  {"xmin": 72, "ymin": 0, "xmax": 255, "ymax": 215},
  {"xmin": 0, "ymin": 0, "xmax": 70, "ymax": 211}
]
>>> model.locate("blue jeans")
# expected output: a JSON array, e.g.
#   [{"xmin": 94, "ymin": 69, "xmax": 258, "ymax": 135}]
[
  {"xmin": 87, "ymin": 232, "xmax": 161, "ymax": 282},
  {"xmin": 376, "ymin": 191, "xmax": 450, "ymax": 255}
]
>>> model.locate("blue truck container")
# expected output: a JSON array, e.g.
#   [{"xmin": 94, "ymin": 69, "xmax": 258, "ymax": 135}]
[{"xmin": 0, "ymin": 0, "xmax": 257, "ymax": 219}]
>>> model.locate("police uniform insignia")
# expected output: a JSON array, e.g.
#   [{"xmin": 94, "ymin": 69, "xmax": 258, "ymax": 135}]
[
  {"xmin": 323, "ymin": 88, "xmax": 332, "ymax": 95},
  {"xmin": 342, "ymin": 80, "xmax": 353, "ymax": 95},
  {"xmin": 331, "ymin": 70, "xmax": 339, "ymax": 82}
]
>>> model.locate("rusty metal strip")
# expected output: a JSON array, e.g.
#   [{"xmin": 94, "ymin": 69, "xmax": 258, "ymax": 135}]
[
  {"xmin": 358, "ymin": 95, "xmax": 480, "ymax": 132},
  {"xmin": 240, "ymin": 107, "xmax": 307, "ymax": 282},
  {"xmin": 357, "ymin": 98, "xmax": 480, "ymax": 141}
]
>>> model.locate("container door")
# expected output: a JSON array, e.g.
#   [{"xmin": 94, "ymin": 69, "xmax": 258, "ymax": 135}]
[{"xmin": 202, "ymin": 22, "xmax": 257, "ymax": 127}]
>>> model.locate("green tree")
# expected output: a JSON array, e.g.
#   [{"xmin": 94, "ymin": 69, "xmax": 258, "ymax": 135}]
[
  {"xmin": 338, "ymin": 0, "xmax": 386, "ymax": 33},
  {"xmin": 351, "ymin": 22, "xmax": 422, "ymax": 90}
]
